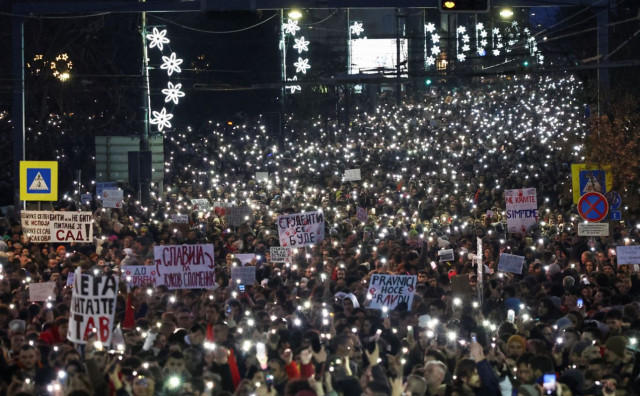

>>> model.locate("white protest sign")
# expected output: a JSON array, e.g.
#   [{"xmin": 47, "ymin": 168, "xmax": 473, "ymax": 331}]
[
  {"xmin": 102, "ymin": 189, "xmax": 123, "ymax": 209},
  {"xmin": 578, "ymin": 223, "xmax": 609, "ymax": 237},
  {"xmin": 277, "ymin": 211, "xmax": 325, "ymax": 248},
  {"xmin": 170, "ymin": 214, "xmax": 189, "ymax": 224},
  {"xmin": 225, "ymin": 206, "xmax": 254, "ymax": 227},
  {"xmin": 367, "ymin": 274, "xmax": 417, "ymax": 310},
  {"xmin": 68, "ymin": 270, "xmax": 119, "ymax": 345},
  {"xmin": 505, "ymin": 188, "xmax": 538, "ymax": 234},
  {"xmin": 616, "ymin": 245, "xmax": 640, "ymax": 265},
  {"xmin": 357, "ymin": 207, "xmax": 368, "ymax": 223},
  {"xmin": 256, "ymin": 172, "xmax": 269, "ymax": 182},
  {"xmin": 29, "ymin": 282, "xmax": 56, "ymax": 302},
  {"xmin": 66, "ymin": 272, "xmax": 75, "ymax": 287},
  {"xmin": 438, "ymin": 249, "xmax": 454, "ymax": 262},
  {"xmin": 270, "ymin": 247, "xmax": 293, "ymax": 263},
  {"xmin": 21, "ymin": 211, "xmax": 93, "ymax": 243},
  {"xmin": 80, "ymin": 193, "xmax": 92, "ymax": 203},
  {"xmin": 498, "ymin": 253, "xmax": 525, "ymax": 274},
  {"xmin": 344, "ymin": 169, "xmax": 361, "ymax": 181},
  {"xmin": 231, "ymin": 266, "xmax": 256, "ymax": 286},
  {"xmin": 121, "ymin": 265, "xmax": 161, "ymax": 287},
  {"xmin": 234, "ymin": 254, "xmax": 256, "ymax": 266},
  {"xmin": 190, "ymin": 199, "xmax": 211, "ymax": 211},
  {"xmin": 153, "ymin": 244, "xmax": 216, "ymax": 289}
]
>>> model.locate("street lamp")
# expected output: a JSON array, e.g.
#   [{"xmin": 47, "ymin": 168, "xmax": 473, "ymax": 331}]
[{"xmin": 499, "ymin": 8, "xmax": 514, "ymax": 18}]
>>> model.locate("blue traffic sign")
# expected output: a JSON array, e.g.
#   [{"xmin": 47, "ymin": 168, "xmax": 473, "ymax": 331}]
[
  {"xmin": 611, "ymin": 211, "xmax": 621, "ymax": 221},
  {"xmin": 578, "ymin": 192, "xmax": 609, "ymax": 222},
  {"xmin": 606, "ymin": 191, "xmax": 622, "ymax": 211},
  {"xmin": 26, "ymin": 168, "xmax": 52, "ymax": 194}
]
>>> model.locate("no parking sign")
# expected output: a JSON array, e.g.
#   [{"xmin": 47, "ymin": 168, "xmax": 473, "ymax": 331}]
[{"xmin": 578, "ymin": 192, "xmax": 609, "ymax": 222}]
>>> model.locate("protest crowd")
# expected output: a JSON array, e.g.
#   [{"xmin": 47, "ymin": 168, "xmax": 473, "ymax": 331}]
[{"xmin": 1, "ymin": 74, "xmax": 640, "ymax": 396}]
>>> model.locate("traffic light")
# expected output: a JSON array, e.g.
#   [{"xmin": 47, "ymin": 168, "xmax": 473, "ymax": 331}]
[{"xmin": 439, "ymin": 0, "xmax": 490, "ymax": 13}]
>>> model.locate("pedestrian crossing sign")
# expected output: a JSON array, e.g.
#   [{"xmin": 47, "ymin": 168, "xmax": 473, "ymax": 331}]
[{"xmin": 20, "ymin": 161, "xmax": 58, "ymax": 201}]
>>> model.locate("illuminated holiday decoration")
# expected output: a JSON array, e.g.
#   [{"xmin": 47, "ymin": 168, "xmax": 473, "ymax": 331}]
[
  {"xmin": 476, "ymin": 23, "xmax": 488, "ymax": 57},
  {"xmin": 283, "ymin": 19, "xmax": 301, "ymax": 36},
  {"xmin": 286, "ymin": 76, "xmax": 301, "ymax": 93},
  {"xmin": 161, "ymin": 52, "xmax": 184, "ymax": 76},
  {"xmin": 294, "ymin": 57, "xmax": 311, "ymax": 74},
  {"xmin": 150, "ymin": 107, "xmax": 173, "ymax": 131},
  {"xmin": 162, "ymin": 82, "xmax": 185, "ymax": 105},
  {"xmin": 293, "ymin": 36, "xmax": 310, "ymax": 53},
  {"xmin": 456, "ymin": 26, "xmax": 470, "ymax": 62},
  {"xmin": 492, "ymin": 27, "xmax": 504, "ymax": 56},
  {"xmin": 425, "ymin": 22, "xmax": 440, "ymax": 68},
  {"xmin": 350, "ymin": 21, "xmax": 364, "ymax": 37},
  {"xmin": 146, "ymin": 27, "xmax": 170, "ymax": 51}
]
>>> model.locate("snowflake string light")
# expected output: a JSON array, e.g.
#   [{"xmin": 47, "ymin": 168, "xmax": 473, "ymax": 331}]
[
  {"xmin": 456, "ymin": 25, "xmax": 469, "ymax": 62},
  {"xmin": 350, "ymin": 22, "xmax": 364, "ymax": 36},
  {"xmin": 457, "ymin": 53, "xmax": 466, "ymax": 62},
  {"xmin": 146, "ymin": 27, "xmax": 170, "ymax": 51},
  {"xmin": 294, "ymin": 57, "xmax": 310, "ymax": 74},
  {"xmin": 283, "ymin": 19, "xmax": 301, "ymax": 36},
  {"xmin": 457, "ymin": 26, "xmax": 466, "ymax": 34},
  {"xmin": 150, "ymin": 107, "xmax": 173, "ymax": 131},
  {"xmin": 432, "ymin": 33, "xmax": 440, "ymax": 44},
  {"xmin": 426, "ymin": 56, "xmax": 436, "ymax": 66},
  {"xmin": 425, "ymin": 23, "xmax": 436, "ymax": 33},
  {"xmin": 432, "ymin": 46, "xmax": 441, "ymax": 55},
  {"xmin": 160, "ymin": 52, "xmax": 183, "ymax": 76},
  {"xmin": 293, "ymin": 36, "xmax": 310, "ymax": 53},
  {"xmin": 161, "ymin": 82, "xmax": 185, "ymax": 105},
  {"xmin": 286, "ymin": 76, "xmax": 301, "ymax": 93}
]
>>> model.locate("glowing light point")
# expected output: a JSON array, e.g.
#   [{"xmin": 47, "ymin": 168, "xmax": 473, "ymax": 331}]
[
  {"xmin": 160, "ymin": 52, "xmax": 183, "ymax": 76},
  {"xmin": 161, "ymin": 82, "xmax": 185, "ymax": 105},
  {"xmin": 146, "ymin": 27, "xmax": 170, "ymax": 51}
]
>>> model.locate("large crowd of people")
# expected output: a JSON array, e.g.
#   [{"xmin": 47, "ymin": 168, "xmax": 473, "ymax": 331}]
[{"xmin": 0, "ymin": 74, "xmax": 639, "ymax": 396}]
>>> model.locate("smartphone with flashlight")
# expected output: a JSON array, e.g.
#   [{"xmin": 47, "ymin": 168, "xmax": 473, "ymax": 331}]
[
  {"xmin": 238, "ymin": 284, "xmax": 245, "ymax": 292},
  {"xmin": 265, "ymin": 374, "xmax": 274, "ymax": 393},
  {"xmin": 577, "ymin": 298, "xmax": 584, "ymax": 309},
  {"xmin": 543, "ymin": 373, "xmax": 556, "ymax": 394},
  {"xmin": 470, "ymin": 332, "xmax": 477, "ymax": 343}
]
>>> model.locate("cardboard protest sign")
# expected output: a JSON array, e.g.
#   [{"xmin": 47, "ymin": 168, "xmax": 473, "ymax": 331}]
[
  {"xmin": 505, "ymin": 188, "xmax": 538, "ymax": 234},
  {"xmin": 367, "ymin": 274, "xmax": 417, "ymax": 310},
  {"xmin": 170, "ymin": 214, "xmax": 189, "ymax": 224},
  {"xmin": 344, "ymin": 169, "xmax": 361, "ymax": 181},
  {"xmin": 121, "ymin": 266, "xmax": 160, "ymax": 287},
  {"xmin": 190, "ymin": 199, "xmax": 211, "ymax": 211},
  {"xmin": 224, "ymin": 206, "xmax": 254, "ymax": 227},
  {"xmin": 68, "ymin": 270, "xmax": 119, "ymax": 345},
  {"xmin": 231, "ymin": 266, "xmax": 256, "ymax": 286},
  {"xmin": 102, "ymin": 189, "xmax": 123, "ymax": 208},
  {"xmin": 357, "ymin": 207, "xmax": 368, "ymax": 223},
  {"xmin": 497, "ymin": 253, "xmax": 525, "ymax": 274},
  {"xmin": 616, "ymin": 246, "xmax": 640, "ymax": 265},
  {"xmin": 29, "ymin": 282, "xmax": 56, "ymax": 302},
  {"xmin": 277, "ymin": 211, "xmax": 325, "ymax": 248},
  {"xmin": 153, "ymin": 244, "xmax": 216, "ymax": 289},
  {"xmin": 21, "ymin": 211, "xmax": 93, "ymax": 243},
  {"xmin": 438, "ymin": 249, "xmax": 454, "ymax": 262},
  {"xmin": 96, "ymin": 182, "xmax": 117, "ymax": 199},
  {"xmin": 270, "ymin": 247, "xmax": 293, "ymax": 263},
  {"xmin": 256, "ymin": 172, "xmax": 269, "ymax": 182}
]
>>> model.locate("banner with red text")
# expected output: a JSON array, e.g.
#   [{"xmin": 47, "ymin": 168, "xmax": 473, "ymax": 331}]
[{"xmin": 153, "ymin": 244, "xmax": 215, "ymax": 289}]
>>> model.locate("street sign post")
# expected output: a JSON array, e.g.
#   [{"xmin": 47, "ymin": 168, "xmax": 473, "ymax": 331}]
[{"xmin": 19, "ymin": 161, "xmax": 58, "ymax": 201}]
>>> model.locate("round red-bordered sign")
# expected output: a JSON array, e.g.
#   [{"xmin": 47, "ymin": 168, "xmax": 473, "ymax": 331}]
[{"xmin": 578, "ymin": 192, "xmax": 609, "ymax": 222}]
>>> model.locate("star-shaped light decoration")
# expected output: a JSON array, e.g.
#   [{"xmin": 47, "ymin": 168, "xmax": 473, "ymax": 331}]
[
  {"xmin": 425, "ymin": 23, "xmax": 436, "ymax": 33},
  {"xmin": 160, "ymin": 52, "xmax": 183, "ymax": 76},
  {"xmin": 462, "ymin": 34, "xmax": 470, "ymax": 43},
  {"xmin": 294, "ymin": 57, "xmax": 310, "ymax": 74},
  {"xmin": 293, "ymin": 36, "xmax": 310, "ymax": 53},
  {"xmin": 426, "ymin": 56, "xmax": 436, "ymax": 66},
  {"xmin": 146, "ymin": 27, "xmax": 170, "ymax": 51},
  {"xmin": 150, "ymin": 107, "xmax": 173, "ymax": 131},
  {"xmin": 492, "ymin": 28, "xmax": 500, "ymax": 35},
  {"xmin": 432, "ymin": 33, "xmax": 440, "ymax": 44},
  {"xmin": 457, "ymin": 26, "xmax": 466, "ymax": 34},
  {"xmin": 283, "ymin": 19, "xmax": 301, "ymax": 36},
  {"xmin": 493, "ymin": 49, "xmax": 501, "ymax": 56},
  {"xmin": 161, "ymin": 82, "xmax": 185, "ymax": 105},
  {"xmin": 457, "ymin": 53, "xmax": 466, "ymax": 62},
  {"xmin": 286, "ymin": 76, "xmax": 301, "ymax": 93},
  {"xmin": 350, "ymin": 21, "xmax": 365, "ymax": 36},
  {"xmin": 481, "ymin": 39, "xmax": 488, "ymax": 47},
  {"xmin": 431, "ymin": 46, "xmax": 441, "ymax": 55},
  {"xmin": 462, "ymin": 44, "xmax": 471, "ymax": 52}
]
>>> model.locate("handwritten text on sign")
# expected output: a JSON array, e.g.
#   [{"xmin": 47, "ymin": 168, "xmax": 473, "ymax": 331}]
[
  {"xmin": 21, "ymin": 211, "xmax": 93, "ymax": 243},
  {"xmin": 616, "ymin": 245, "xmax": 640, "ymax": 265},
  {"xmin": 497, "ymin": 253, "xmax": 525, "ymax": 274},
  {"xmin": 153, "ymin": 244, "xmax": 215, "ymax": 289},
  {"xmin": 367, "ymin": 274, "xmax": 417, "ymax": 311},
  {"xmin": 270, "ymin": 247, "xmax": 293, "ymax": 263},
  {"xmin": 68, "ymin": 271, "xmax": 118, "ymax": 345},
  {"xmin": 231, "ymin": 266, "xmax": 256, "ymax": 286},
  {"xmin": 121, "ymin": 265, "xmax": 160, "ymax": 287},
  {"xmin": 505, "ymin": 188, "xmax": 538, "ymax": 234},
  {"xmin": 277, "ymin": 211, "xmax": 325, "ymax": 248}
]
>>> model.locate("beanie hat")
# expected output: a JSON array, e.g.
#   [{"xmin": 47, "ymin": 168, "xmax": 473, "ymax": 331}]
[
  {"xmin": 56, "ymin": 245, "xmax": 66, "ymax": 253},
  {"xmin": 555, "ymin": 316, "xmax": 573, "ymax": 331},
  {"xmin": 508, "ymin": 335, "xmax": 527, "ymax": 351},
  {"xmin": 605, "ymin": 335, "xmax": 628, "ymax": 359},
  {"xmin": 571, "ymin": 340, "xmax": 590, "ymax": 357}
]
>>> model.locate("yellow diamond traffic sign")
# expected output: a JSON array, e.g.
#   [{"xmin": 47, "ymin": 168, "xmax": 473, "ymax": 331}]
[{"xmin": 20, "ymin": 161, "xmax": 58, "ymax": 201}]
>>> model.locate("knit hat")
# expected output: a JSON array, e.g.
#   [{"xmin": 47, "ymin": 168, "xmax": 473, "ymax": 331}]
[
  {"xmin": 605, "ymin": 335, "xmax": 628, "ymax": 359},
  {"xmin": 56, "ymin": 245, "xmax": 66, "ymax": 253},
  {"xmin": 508, "ymin": 335, "xmax": 527, "ymax": 351},
  {"xmin": 518, "ymin": 384, "xmax": 539, "ymax": 396},
  {"xmin": 571, "ymin": 341, "xmax": 591, "ymax": 357},
  {"xmin": 555, "ymin": 316, "xmax": 573, "ymax": 331}
]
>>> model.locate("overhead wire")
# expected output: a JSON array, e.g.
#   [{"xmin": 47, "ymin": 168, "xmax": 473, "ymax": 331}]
[{"xmin": 149, "ymin": 13, "xmax": 278, "ymax": 34}]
